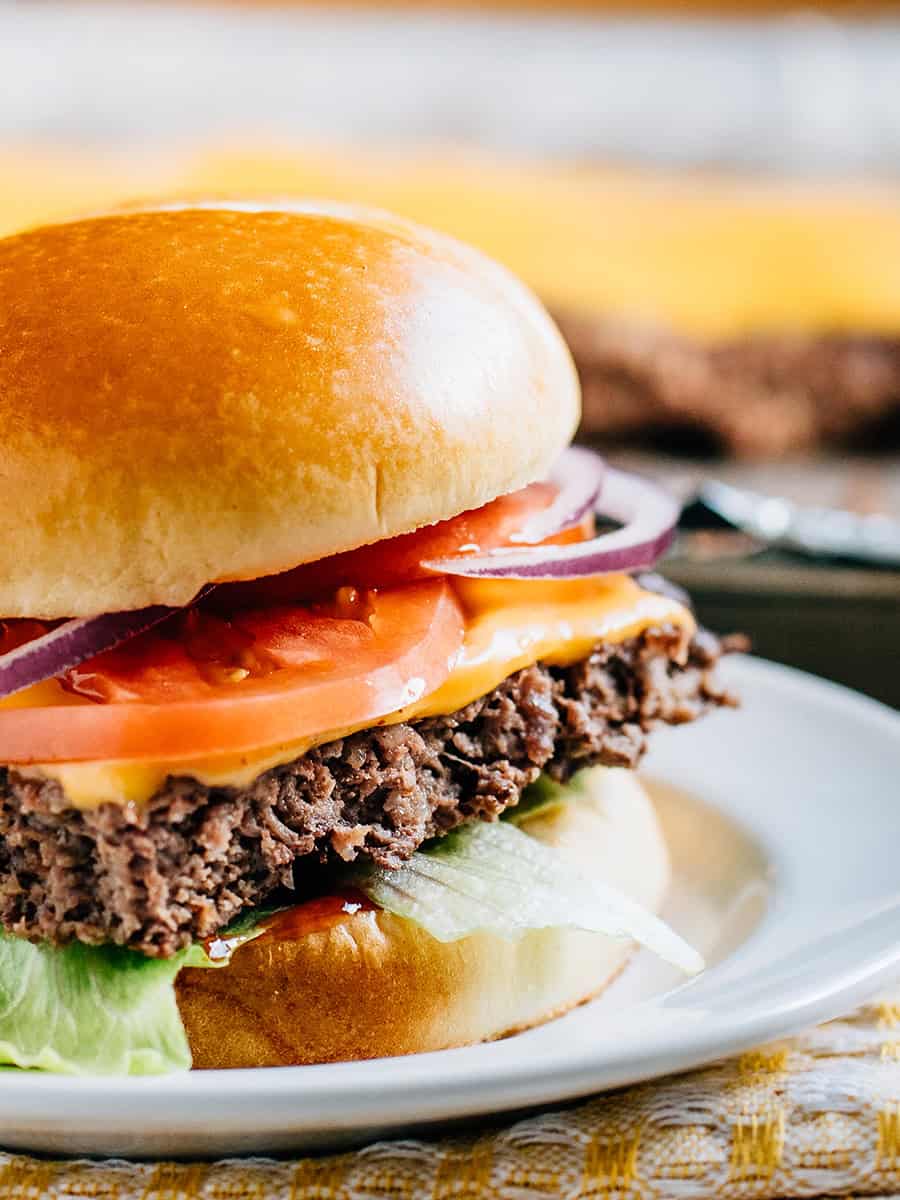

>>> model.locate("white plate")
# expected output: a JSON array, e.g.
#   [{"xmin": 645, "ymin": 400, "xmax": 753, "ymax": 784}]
[{"xmin": 1, "ymin": 655, "xmax": 899, "ymax": 1159}]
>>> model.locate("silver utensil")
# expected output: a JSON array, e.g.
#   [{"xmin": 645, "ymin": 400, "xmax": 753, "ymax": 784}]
[{"xmin": 699, "ymin": 479, "xmax": 900, "ymax": 567}]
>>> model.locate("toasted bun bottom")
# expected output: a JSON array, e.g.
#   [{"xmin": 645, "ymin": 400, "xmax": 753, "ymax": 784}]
[{"xmin": 176, "ymin": 768, "xmax": 670, "ymax": 1068}]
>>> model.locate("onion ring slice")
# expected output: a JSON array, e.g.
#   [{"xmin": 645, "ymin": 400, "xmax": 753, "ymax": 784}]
[{"xmin": 425, "ymin": 459, "xmax": 678, "ymax": 580}]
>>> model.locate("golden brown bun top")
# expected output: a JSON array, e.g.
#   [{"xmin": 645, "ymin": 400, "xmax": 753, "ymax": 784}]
[{"xmin": 0, "ymin": 200, "xmax": 579, "ymax": 618}]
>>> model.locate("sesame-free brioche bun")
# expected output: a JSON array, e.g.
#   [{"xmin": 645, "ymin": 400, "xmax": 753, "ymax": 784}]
[
  {"xmin": 0, "ymin": 200, "xmax": 579, "ymax": 619},
  {"xmin": 176, "ymin": 768, "xmax": 669, "ymax": 1069}
]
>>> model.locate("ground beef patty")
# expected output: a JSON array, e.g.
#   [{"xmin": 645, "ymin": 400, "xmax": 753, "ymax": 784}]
[
  {"xmin": 0, "ymin": 625, "xmax": 738, "ymax": 958},
  {"xmin": 554, "ymin": 311, "xmax": 900, "ymax": 458}
]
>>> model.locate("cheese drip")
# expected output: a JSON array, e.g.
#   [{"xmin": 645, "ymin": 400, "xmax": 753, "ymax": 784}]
[{"xmin": 17, "ymin": 575, "xmax": 692, "ymax": 809}]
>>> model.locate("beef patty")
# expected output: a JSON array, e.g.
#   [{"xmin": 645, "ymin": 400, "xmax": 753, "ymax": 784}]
[
  {"xmin": 0, "ymin": 625, "xmax": 739, "ymax": 958},
  {"xmin": 554, "ymin": 311, "xmax": 900, "ymax": 458}
]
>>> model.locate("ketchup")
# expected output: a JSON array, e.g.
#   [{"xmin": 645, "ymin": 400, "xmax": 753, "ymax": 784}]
[{"xmin": 258, "ymin": 890, "xmax": 377, "ymax": 941}]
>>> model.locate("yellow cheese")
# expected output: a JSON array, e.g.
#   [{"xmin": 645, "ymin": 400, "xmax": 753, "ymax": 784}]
[{"xmin": 16, "ymin": 576, "xmax": 692, "ymax": 809}]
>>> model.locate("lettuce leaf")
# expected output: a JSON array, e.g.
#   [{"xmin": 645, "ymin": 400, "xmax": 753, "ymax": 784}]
[
  {"xmin": 0, "ymin": 937, "xmax": 193, "ymax": 1075},
  {"xmin": 504, "ymin": 770, "xmax": 585, "ymax": 826},
  {"xmin": 0, "ymin": 911, "xmax": 277, "ymax": 1075},
  {"xmin": 353, "ymin": 819, "xmax": 703, "ymax": 974}
]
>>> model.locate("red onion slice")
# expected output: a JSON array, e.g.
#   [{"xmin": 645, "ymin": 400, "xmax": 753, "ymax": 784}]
[
  {"xmin": 0, "ymin": 589, "xmax": 213, "ymax": 701},
  {"xmin": 509, "ymin": 446, "xmax": 604, "ymax": 544},
  {"xmin": 425, "ymin": 463, "xmax": 678, "ymax": 579}
]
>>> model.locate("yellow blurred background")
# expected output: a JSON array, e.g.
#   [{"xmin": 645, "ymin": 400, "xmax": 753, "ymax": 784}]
[{"xmin": 3, "ymin": 144, "xmax": 900, "ymax": 339}]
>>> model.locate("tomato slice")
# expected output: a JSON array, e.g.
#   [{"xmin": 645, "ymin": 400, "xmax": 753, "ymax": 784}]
[
  {"xmin": 216, "ymin": 482, "xmax": 588, "ymax": 609},
  {"xmin": 0, "ymin": 581, "xmax": 464, "ymax": 764},
  {"xmin": 0, "ymin": 620, "xmax": 59, "ymax": 657}
]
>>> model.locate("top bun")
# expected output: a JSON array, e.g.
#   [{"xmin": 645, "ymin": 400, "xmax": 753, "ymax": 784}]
[{"xmin": 0, "ymin": 200, "xmax": 579, "ymax": 618}]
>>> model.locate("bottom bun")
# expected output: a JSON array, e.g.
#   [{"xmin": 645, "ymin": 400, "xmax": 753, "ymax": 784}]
[{"xmin": 176, "ymin": 768, "xmax": 670, "ymax": 1068}]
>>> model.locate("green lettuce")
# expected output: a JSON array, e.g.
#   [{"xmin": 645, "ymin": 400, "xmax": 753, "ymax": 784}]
[
  {"xmin": 353, "ymin": 816, "xmax": 703, "ymax": 975},
  {"xmin": 0, "ymin": 937, "xmax": 193, "ymax": 1075},
  {"xmin": 504, "ymin": 770, "xmax": 587, "ymax": 826},
  {"xmin": 0, "ymin": 913, "xmax": 275, "ymax": 1075}
]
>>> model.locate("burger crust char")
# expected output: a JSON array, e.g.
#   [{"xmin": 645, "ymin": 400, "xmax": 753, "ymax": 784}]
[{"xmin": 0, "ymin": 626, "xmax": 737, "ymax": 958}]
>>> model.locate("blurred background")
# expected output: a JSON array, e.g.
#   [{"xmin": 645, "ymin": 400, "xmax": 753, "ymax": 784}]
[{"xmin": 1, "ymin": 0, "xmax": 898, "ymax": 703}]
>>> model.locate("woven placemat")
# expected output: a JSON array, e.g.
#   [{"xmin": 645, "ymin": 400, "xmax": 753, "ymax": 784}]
[{"xmin": 1, "ymin": 988, "xmax": 898, "ymax": 1199}]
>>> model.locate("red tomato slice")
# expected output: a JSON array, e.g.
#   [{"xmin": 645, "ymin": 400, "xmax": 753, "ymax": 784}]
[
  {"xmin": 0, "ymin": 620, "xmax": 59, "ymax": 656},
  {"xmin": 216, "ymin": 481, "xmax": 588, "ymax": 609},
  {"xmin": 0, "ymin": 581, "xmax": 464, "ymax": 764}
]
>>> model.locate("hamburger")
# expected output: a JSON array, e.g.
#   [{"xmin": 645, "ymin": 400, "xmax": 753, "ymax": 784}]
[{"xmin": 0, "ymin": 200, "xmax": 737, "ymax": 1074}]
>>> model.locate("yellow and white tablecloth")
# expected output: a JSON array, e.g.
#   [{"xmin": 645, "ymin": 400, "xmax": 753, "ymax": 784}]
[{"xmin": 1, "ymin": 988, "xmax": 898, "ymax": 1199}]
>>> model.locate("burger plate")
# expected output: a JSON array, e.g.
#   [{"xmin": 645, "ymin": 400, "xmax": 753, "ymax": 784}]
[{"xmin": 0, "ymin": 654, "xmax": 897, "ymax": 1159}]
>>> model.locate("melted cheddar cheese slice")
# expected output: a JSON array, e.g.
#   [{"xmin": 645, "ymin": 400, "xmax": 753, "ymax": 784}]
[{"xmin": 16, "ymin": 575, "xmax": 693, "ymax": 810}]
